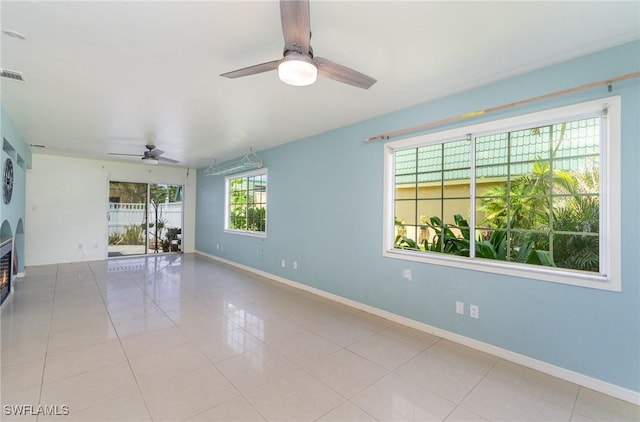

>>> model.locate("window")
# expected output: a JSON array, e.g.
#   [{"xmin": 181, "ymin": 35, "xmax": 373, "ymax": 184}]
[
  {"xmin": 384, "ymin": 97, "xmax": 621, "ymax": 291},
  {"xmin": 225, "ymin": 169, "xmax": 267, "ymax": 236}
]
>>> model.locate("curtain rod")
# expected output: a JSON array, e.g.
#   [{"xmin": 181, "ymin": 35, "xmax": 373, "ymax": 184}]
[{"xmin": 363, "ymin": 71, "xmax": 640, "ymax": 142}]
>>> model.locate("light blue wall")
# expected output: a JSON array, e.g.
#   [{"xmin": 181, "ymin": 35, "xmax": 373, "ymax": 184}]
[
  {"xmin": 1, "ymin": 108, "xmax": 32, "ymax": 273},
  {"xmin": 196, "ymin": 41, "xmax": 640, "ymax": 392}
]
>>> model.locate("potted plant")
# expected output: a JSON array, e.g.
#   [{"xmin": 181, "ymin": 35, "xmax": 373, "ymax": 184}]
[{"xmin": 166, "ymin": 228, "xmax": 181, "ymax": 252}]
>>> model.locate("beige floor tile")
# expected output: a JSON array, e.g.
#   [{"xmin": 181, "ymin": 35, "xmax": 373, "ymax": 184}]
[
  {"xmin": 168, "ymin": 302, "xmax": 221, "ymax": 319},
  {"xmin": 0, "ymin": 386, "xmax": 41, "ymax": 422},
  {"xmin": 340, "ymin": 308, "xmax": 395, "ymax": 332},
  {"xmin": 223, "ymin": 304, "xmax": 276, "ymax": 329},
  {"xmin": 46, "ymin": 323, "xmax": 118, "ymax": 356},
  {"xmin": 120, "ymin": 325, "xmax": 189, "ymax": 360},
  {"xmin": 243, "ymin": 316, "xmax": 308, "ymax": 346},
  {"xmin": 487, "ymin": 359, "xmax": 579, "ymax": 409},
  {"xmin": 140, "ymin": 364, "xmax": 239, "ymax": 421},
  {"xmin": 352, "ymin": 373, "xmax": 457, "ymax": 421},
  {"xmin": 129, "ymin": 342, "xmax": 211, "ymax": 386},
  {"xmin": 347, "ymin": 332, "xmax": 424, "ymax": 370},
  {"xmin": 1, "ymin": 337, "xmax": 48, "ymax": 367},
  {"xmin": 291, "ymin": 308, "xmax": 344, "ymax": 333},
  {"xmin": 1, "ymin": 358, "xmax": 44, "ymax": 393},
  {"xmin": 269, "ymin": 331, "xmax": 341, "ymax": 366},
  {"xmin": 49, "ymin": 312, "xmax": 112, "ymax": 335},
  {"xmin": 303, "ymin": 349, "xmax": 388, "ymax": 398},
  {"xmin": 246, "ymin": 369, "xmax": 344, "ymax": 421},
  {"xmin": 187, "ymin": 397, "xmax": 266, "ymax": 421},
  {"xmin": 172, "ymin": 311, "xmax": 239, "ymax": 339},
  {"xmin": 191, "ymin": 328, "xmax": 265, "ymax": 363},
  {"xmin": 40, "ymin": 362, "xmax": 139, "ymax": 414},
  {"xmin": 112, "ymin": 312, "xmax": 176, "ymax": 338},
  {"xmin": 574, "ymin": 388, "xmax": 640, "ymax": 421},
  {"xmin": 461, "ymin": 377, "xmax": 573, "ymax": 421},
  {"xmin": 571, "ymin": 412, "xmax": 597, "ymax": 422},
  {"xmin": 43, "ymin": 340, "xmax": 126, "ymax": 384},
  {"xmin": 155, "ymin": 296, "xmax": 203, "ymax": 316},
  {"xmin": 107, "ymin": 301, "xmax": 166, "ymax": 324},
  {"xmin": 138, "ymin": 283, "xmax": 183, "ymax": 302},
  {"xmin": 1, "ymin": 315, "xmax": 51, "ymax": 340},
  {"xmin": 316, "ymin": 401, "xmax": 379, "ymax": 421},
  {"xmin": 378, "ymin": 323, "xmax": 441, "ymax": 351},
  {"xmin": 214, "ymin": 346, "xmax": 297, "ymax": 392},
  {"xmin": 395, "ymin": 350, "xmax": 485, "ymax": 404},
  {"xmin": 38, "ymin": 392, "xmax": 151, "ymax": 422},
  {"xmin": 313, "ymin": 319, "xmax": 380, "ymax": 347},
  {"xmin": 444, "ymin": 406, "xmax": 490, "ymax": 421},
  {"xmin": 420, "ymin": 340, "xmax": 499, "ymax": 376}
]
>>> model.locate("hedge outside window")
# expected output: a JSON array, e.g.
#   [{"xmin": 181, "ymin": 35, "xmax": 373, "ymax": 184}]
[{"xmin": 225, "ymin": 169, "xmax": 267, "ymax": 236}]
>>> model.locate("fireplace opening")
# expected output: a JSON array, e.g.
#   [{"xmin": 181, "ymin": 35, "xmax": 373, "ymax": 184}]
[{"xmin": 1, "ymin": 239, "xmax": 12, "ymax": 306}]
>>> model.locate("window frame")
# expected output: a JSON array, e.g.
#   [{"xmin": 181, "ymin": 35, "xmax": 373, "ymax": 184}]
[
  {"xmin": 224, "ymin": 168, "xmax": 268, "ymax": 238},
  {"xmin": 383, "ymin": 97, "xmax": 621, "ymax": 291}
]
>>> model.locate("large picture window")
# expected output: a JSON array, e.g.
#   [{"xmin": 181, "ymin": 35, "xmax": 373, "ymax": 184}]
[
  {"xmin": 225, "ymin": 169, "xmax": 267, "ymax": 236},
  {"xmin": 384, "ymin": 97, "xmax": 621, "ymax": 291}
]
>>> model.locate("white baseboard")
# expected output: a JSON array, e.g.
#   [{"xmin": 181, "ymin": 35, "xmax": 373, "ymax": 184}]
[{"xmin": 194, "ymin": 250, "xmax": 640, "ymax": 405}]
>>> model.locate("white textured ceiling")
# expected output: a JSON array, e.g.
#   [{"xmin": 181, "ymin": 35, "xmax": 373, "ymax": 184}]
[{"xmin": 1, "ymin": 1, "xmax": 639, "ymax": 168}]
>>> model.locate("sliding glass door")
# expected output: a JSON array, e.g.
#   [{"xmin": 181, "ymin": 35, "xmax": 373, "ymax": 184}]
[
  {"xmin": 108, "ymin": 181, "xmax": 148, "ymax": 257},
  {"xmin": 148, "ymin": 183, "xmax": 183, "ymax": 253},
  {"xmin": 108, "ymin": 181, "xmax": 183, "ymax": 257}
]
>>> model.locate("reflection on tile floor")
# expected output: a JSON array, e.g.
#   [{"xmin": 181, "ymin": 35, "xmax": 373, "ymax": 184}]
[{"xmin": 1, "ymin": 254, "xmax": 638, "ymax": 421}]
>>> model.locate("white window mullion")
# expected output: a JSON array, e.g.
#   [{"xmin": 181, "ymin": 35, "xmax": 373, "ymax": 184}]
[
  {"xmin": 469, "ymin": 133, "xmax": 476, "ymax": 260},
  {"xmin": 599, "ymin": 107, "xmax": 608, "ymax": 277}
]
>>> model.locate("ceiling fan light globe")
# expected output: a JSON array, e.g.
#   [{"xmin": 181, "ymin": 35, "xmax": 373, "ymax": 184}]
[
  {"xmin": 278, "ymin": 55, "xmax": 317, "ymax": 86},
  {"xmin": 142, "ymin": 157, "xmax": 159, "ymax": 165}
]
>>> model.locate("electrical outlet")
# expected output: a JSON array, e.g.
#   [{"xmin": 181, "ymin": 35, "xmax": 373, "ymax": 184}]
[
  {"xmin": 470, "ymin": 304, "xmax": 479, "ymax": 319},
  {"xmin": 78, "ymin": 243, "xmax": 83, "ymax": 250},
  {"xmin": 293, "ymin": 261, "xmax": 298, "ymax": 270},
  {"xmin": 281, "ymin": 259, "xmax": 286, "ymax": 268},
  {"xmin": 402, "ymin": 269, "xmax": 412, "ymax": 281},
  {"xmin": 456, "ymin": 301, "xmax": 464, "ymax": 315},
  {"xmin": 216, "ymin": 244, "xmax": 220, "ymax": 250}
]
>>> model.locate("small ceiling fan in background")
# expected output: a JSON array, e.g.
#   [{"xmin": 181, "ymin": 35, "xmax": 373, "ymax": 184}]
[
  {"xmin": 221, "ymin": 0, "xmax": 376, "ymax": 89},
  {"xmin": 109, "ymin": 144, "xmax": 178, "ymax": 165}
]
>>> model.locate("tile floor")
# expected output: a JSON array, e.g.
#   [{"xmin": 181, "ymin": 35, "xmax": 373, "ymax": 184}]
[{"xmin": 1, "ymin": 254, "xmax": 638, "ymax": 422}]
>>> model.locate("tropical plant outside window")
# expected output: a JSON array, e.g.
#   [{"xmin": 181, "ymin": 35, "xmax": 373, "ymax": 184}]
[
  {"xmin": 226, "ymin": 170, "xmax": 267, "ymax": 234},
  {"xmin": 393, "ymin": 115, "xmax": 602, "ymax": 274}
]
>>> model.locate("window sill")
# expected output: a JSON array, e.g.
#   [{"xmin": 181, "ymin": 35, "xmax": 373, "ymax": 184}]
[
  {"xmin": 224, "ymin": 229, "xmax": 266, "ymax": 239},
  {"xmin": 383, "ymin": 248, "xmax": 620, "ymax": 292}
]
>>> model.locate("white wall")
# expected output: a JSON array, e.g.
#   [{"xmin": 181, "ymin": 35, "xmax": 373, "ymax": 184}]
[{"xmin": 25, "ymin": 154, "xmax": 196, "ymax": 265}]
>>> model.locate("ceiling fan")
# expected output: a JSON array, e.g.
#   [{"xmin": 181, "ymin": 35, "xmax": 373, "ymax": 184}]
[
  {"xmin": 109, "ymin": 144, "xmax": 178, "ymax": 165},
  {"xmin": 220, "ymin": 0, "xmax": 376, "ymax": 89}
]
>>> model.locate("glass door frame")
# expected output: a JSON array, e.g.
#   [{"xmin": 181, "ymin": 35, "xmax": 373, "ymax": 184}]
[
  {"xmin": 107, "ymin": 181, "xmax": 149, "ymax": 257},
  {"xmin": 107, "ymin": 180, "xmax": 185, "ymax": 259}
]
